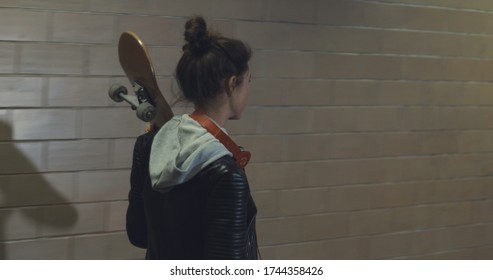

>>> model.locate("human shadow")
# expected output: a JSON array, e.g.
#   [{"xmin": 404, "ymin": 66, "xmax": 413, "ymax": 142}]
[{"xmin": 0, "ymin": 121, "xmax": 78, "ymax": 259}]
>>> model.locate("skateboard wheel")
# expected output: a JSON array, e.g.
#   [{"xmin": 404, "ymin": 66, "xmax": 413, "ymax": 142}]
[
  {"xmin": 136, "ymin": 102, "xmax": 156, "ymax": 122},
  {"xmin": 108, "ymin": 84, "xmax": 127, "ymax": 103}
]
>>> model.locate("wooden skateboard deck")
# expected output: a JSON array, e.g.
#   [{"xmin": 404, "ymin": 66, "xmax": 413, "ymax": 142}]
[{"xmin": 109, "ymin": 31, "xmax": 174, "ymax": 129}]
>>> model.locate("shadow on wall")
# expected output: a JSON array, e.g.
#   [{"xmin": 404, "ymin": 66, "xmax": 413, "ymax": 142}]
[{"xmin": 0, "ymin": 121, "xmax": 78, "ymax": 259}]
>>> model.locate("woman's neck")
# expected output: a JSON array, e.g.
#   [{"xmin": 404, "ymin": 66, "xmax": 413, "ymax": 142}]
[{"xmin": 195, "ymin": 105, "xmax": 229, "ymax": 127}]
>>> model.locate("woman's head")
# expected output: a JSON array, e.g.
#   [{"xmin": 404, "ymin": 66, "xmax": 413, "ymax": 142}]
[{"xmin": 175, "ymin": 16, "xmax": 251, "ymax": 117}]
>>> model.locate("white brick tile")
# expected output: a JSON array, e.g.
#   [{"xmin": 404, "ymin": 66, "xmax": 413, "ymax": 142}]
[
  {"xmin": 234, "ymin": 135, "xmax": 285, "ymax": 163},
  {"xmin": 224, "ymin": 107, "xmax": 258, "ymax": 135},
  {"xmin": 0, "ymin": 77, "xmax": 44, "ymax": 107},
  {"xmin": 89, "ymin": 0, "xmax": 154, "ymax": 14},
  {"xmin": 247, "ymin": 162, "xmax": 308, "ymax": 190},
  {"xmin": 48, "ymin": 77, "xmax": 111, "ymax": 107},
  {"xmin": 0, "ymin": 10, "xmax": 48, "ymax": 41},
  {"xmin": 0, "ymin": 142, "xmax": 43, "ymax": 174},
  {"xmin": 306, "ymin": 160, "xmax": 359, "ymax": 187},
  {"xmin": 77, "ymin": 170, "xmax": 130, "ymax": 202},
  {"xmin": 236, "ymin": 22, "xmax": 294, "ymax": 50},
  {"xmin": 285, "ymin": 134, "xmax": 332, "ymax": 161},
  {"xmin": 12, "ymin": 109, "xmax": 77, "ymax": 140},
  {"xmin": 356, "ymin": 107, "xmax": 402, "ymax": 131},
  {"xmin": 105, "ymin": 201, "xmax": 127, "ymax": 231},
  {"xmin": 252, "ymin": 191, "xmax": 280, "ymax": 218},
  {"xmin": 1, "ymin": 0, "xmax": 87, "ymax": 10},
  {"xmin": 0, "ymin": 42, "xmax": 15, "ymax": 73},
  {"xmin": 278, "ymin": 188, "xmax": 331, "ymax": 216},
  {"xmin": 249, "ymin": 79, "xmax": 285, "ymax": 106},
  {"xmin": 283, "ymin": 79, "xmax": 332, "ymax": 106},
  {"xmin": 257, "ymin": 107, "xmax": 313, "ymax": 134},
  {"xmin": 0, "ymin": 111, "xmax": 12, "ymax": 140},
  {"xmin": 312, "ymin": 107, "xmax": 357, "ymax": 133},
  {"xmin": 52, "ymin": 12, "xmax": 115, "ymax": 44},
  {"xmin": 152, "ymin": 0, "xmax": 209, "ymax": 17},
  {"xmin": 81, "ymin": 108, "xmax": 143, "ymax": 138},
  {"xmin": 264, "ymin": 0, "xmax": 316, "ymax": 23},
  {"xmin": 148, "ymin": 46, "xmax": 181, "ymax": 76},
  {"xmin": 39, "ymin": 203, "xmax": 104, "ymax": 236},
  {"xmin": 3, "ymin": 237, "xmax": 71, "ymax": 260},
  {"xmin": 0, "ymin": 173, "xmax": 74, "ymax": 207},
  {"xmin": 73, "ymin": 232, "xmax": 145, "ymax": 259},
  {"xmin": 112, "ymin": 138, "xmax": 135, "ymax": 169},
  {"xmin": 209, "ymin": 19, "xmax": 235, "ymax": 38},
  {"xmin": 0, "ymin": 208, "xmax": 39, "ymax": 240},
  {"xmin": 118, "ymin": 16, "xmax": 183, "ymax": 46},
  {"xmin": 47, "ymin": 140, "xmax": 110, "ymax": 171},
  {"xmin": 208, "ymin": 0, "xmax": 263, "ymax": 20},
  {"xmin": 20, "ymin": 43, "xmax": 85, "ymax": 75},
  {"xmin": 316, "ymin": 0, "xmax": 366, "ymax": 26},
  {"xmin": 88, "ymin": 46, "xmax": 121, "ymax": 76},
  {"xmin": 254, "ymin": 51, "xmax": 316, "ymax": 78}
]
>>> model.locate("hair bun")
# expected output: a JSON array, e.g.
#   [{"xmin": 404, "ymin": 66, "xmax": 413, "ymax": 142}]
[{"xmin": 184, "ymin": 16, "xmax": 211, "ymax": 54}]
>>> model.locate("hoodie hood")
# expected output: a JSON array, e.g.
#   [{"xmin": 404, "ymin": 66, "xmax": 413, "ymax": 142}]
[{"xmin": 149, "ymin": 114, "xmax": 232, "ymax": 193}]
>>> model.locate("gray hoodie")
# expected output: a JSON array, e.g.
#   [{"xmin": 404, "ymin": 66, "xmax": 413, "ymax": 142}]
[{"xmin": 149, "ymin": 114, "xmax": 232, "ymax": 193}]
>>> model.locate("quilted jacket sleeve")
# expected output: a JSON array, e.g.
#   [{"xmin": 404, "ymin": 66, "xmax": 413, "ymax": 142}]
[
  {"xmin": 205, "ymin": 165, "xmax": 250, "ymax": 259},
  {"xmin": 126, "ymin": 134, "xmax": 149, "ymax": 249}
]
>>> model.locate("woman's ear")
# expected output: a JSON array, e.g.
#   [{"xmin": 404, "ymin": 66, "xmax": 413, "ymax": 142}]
[{"xmin": 226, "ymin": 76, "xmax": 237, "ymax": 96}]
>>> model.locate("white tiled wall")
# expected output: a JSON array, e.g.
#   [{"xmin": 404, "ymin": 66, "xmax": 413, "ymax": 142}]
[{"xmin": 1, "ymin": 0, "xmax": 493, "ymax": 260}]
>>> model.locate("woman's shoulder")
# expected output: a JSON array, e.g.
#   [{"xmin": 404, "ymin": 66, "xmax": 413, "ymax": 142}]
[
  {"xmin": 198, "ymin": 155, "xmax": 248, "ymax": 187},
  {"xmin": 203, "ymin": 155, "xmax": 243, "ymax": 175},
  {"xmin": 197, "ymin": 156, "xmax": 251, "ymax": 205}
]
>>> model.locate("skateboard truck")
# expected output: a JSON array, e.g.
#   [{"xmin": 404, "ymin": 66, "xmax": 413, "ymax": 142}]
[{"xmin": 108, "ymin": 83, "xmax": 156, "ymax": 122}]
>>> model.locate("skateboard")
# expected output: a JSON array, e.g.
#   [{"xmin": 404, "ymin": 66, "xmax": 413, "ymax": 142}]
[{"xmin": 108, "ymin": 31, "xmax": 174, "ymax": 129}]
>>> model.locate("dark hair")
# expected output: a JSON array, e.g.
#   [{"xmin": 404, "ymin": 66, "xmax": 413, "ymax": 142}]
[{"xmin": 175, "ymin": 16, "xmax": 251, "ymax": 107}]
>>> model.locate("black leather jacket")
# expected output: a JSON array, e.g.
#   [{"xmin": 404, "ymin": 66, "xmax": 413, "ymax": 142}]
[{"xmin": 126, "ymin": 131, "xmax": 258, "ymax": 259}]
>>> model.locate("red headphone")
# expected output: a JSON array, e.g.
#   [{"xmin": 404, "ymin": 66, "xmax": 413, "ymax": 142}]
[{"xmin": 190, "ymin": 111, "xmax": 251, "ymax": 169}]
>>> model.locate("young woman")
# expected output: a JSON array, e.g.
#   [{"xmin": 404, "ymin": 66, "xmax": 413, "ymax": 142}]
[{"xmin": 126, "ymin": 16, "xmax": 258, "ymax": 260}]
